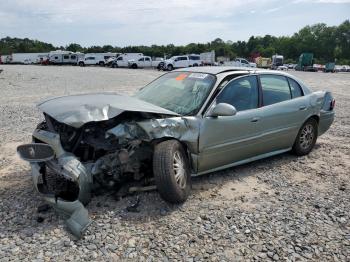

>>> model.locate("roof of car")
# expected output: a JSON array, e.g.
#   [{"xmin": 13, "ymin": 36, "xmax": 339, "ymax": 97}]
[
  {"xmin": 174, "ymin": 66, "xmax": 301, "ymax": 78},
  {"xmin": 174, "ymin": 66, "xmax": 257, "ymax": 75}
]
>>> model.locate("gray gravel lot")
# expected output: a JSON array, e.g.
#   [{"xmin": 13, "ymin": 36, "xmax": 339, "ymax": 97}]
[{"xmin": 0, "ymin": 65, "xmax": 349, "ymax": 261}]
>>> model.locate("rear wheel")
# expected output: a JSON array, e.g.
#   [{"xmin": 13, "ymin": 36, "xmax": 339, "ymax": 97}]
[
  {"xmin": 112, "ymin": 63, "xmax": 118, "ymax": 68},
  {"xmin": 167, "ymin": 64, "xmax": 174, "ymax": 71},
  {"xmin": 131, "ymin": 64, "xmax": 137, "ymax": 69},
  {"xmin": 292, "ymin": 118, "xmax": 318, "ymax": 156},
  {"xmin": 79, "ymin": 62, "xmax": 84, "ymax": 67},
  {"xmin": 153, "ymin": 140, "xmax": 191, "ymax": 203},
  {"xmin": 99, "ymin": 61, "xmax": 105, "ymax": 66}
]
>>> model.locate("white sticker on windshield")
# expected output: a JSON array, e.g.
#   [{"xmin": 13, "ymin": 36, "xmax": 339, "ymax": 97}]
[{"xmin": 188, "ymin": 73, "xmax": 208, "ymax": 79}]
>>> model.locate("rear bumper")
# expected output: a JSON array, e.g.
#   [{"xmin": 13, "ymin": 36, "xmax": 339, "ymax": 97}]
[{"xmin": 318, "ymin": 110, "xmax": 335, "ymax": 136}]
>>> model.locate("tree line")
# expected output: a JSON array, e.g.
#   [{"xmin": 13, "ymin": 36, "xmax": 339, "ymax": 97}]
[{"xmin": 1, "ymin": 20, "xmax": 349, "ymax": 64}]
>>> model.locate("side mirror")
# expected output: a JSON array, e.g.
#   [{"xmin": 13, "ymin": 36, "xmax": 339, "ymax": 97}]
[{"xmin": 208, "ymin": 103, "xmax": 237, "ymax": 117}]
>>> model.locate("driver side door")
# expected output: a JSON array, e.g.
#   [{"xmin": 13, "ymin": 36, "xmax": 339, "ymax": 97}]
[{"xmin": 198, "ymin": 75, "xmax": 262, "ymax": 173}]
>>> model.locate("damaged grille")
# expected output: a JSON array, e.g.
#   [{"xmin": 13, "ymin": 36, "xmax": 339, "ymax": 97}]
[
  {"xmin": 43, "ymin": 114, "xmax": 121, "ymax": 161},
  {"xmin": 38, "ymin": 163, "xmax": 80, "ymax": 201}
]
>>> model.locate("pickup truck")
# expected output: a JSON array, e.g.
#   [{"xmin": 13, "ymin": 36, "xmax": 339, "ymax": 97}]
[
  {"xmin": 223, "ymin": 58, "xmax": 256, "ymax": 68},
  {"xmin": 128, "ymin": 56, "xmax": 163, "ymax": 69},
  {"xmin": 162, "ymin": 55, "xmax": 202, "ymax": 71}
]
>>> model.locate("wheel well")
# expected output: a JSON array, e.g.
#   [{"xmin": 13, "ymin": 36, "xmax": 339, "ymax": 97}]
[
  {"xmin": 310, "ymin": 115, "xmax": 319, "ymax": 124},
  {"xmin": 151, "ymin": 138, "xmax": 192, "ymax": 167}
]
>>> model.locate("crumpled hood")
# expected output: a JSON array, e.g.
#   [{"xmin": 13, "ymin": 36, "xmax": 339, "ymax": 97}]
[{"xmin": 38, "ymin": 93, "xmax": 179, "ymax": 128}]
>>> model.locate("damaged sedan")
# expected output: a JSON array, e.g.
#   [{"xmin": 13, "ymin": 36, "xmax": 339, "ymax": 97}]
[{"xmin": 17, "ymin": 67, "xmax": 335, "ymax": 237}]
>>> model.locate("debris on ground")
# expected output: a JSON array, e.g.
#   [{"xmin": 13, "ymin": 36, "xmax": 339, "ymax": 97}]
[{"xmin": 126, "ymin": 196, "xmax": 141, "ymax": 213}]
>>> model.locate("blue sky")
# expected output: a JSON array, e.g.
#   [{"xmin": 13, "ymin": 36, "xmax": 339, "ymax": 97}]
[{"xmin": 0, "ymin": 0, "xmax": 349, "ymax": 47}]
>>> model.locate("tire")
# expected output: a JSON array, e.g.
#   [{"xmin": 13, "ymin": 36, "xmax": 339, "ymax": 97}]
[
  {"xmin": 193, "ymin": 63, "xmax": 198, "ymax": 67},
  {"xmin": 292, "ymin": 118, "xmax": 318, "ymax": 156},
  {"xmin": 153, "ymin": 140, "xmax": 191, "ymax": 203},
  {"xmin": 99, "ymin": 61, "xmax": 105, "ymax": 67},
  {"xmin": 131, "ymin": 64, "xmax": 137, "ymax": 69},
  {"xmin": 112, "ymin": 63, "xmax": 118, "ymax": 68},
  {"xmin": 79, "ymin": 62, "xmax": 84, "ymax": 67},
  {"xmin": 167, "ymin": 64, "xmax": 174, "ymax": 71}
]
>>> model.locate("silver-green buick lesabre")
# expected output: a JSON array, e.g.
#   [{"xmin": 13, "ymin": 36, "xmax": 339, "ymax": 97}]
[{"xmin": 17, "ymin": 67, "xmax": 335, "ymax": 237}]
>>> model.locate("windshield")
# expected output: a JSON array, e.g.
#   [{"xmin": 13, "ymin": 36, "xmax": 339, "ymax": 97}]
[{"xmin": 135, "ymin": 72, "xmax": 216, "ymax": 115}]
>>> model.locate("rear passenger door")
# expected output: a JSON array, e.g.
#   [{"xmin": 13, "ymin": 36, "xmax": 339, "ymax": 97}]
[
  {"xmin": 176, "ymin": 56, "xmax": 188, "ymax": 68},
  {"xmin": 144, "ymin": 57, "xmax": 152, "ymax": 67},
  {"xmin": 257, "ymin": 74, "xmax": 310, "ymax": 154}
]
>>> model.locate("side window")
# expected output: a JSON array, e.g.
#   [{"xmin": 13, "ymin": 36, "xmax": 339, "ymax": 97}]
[
  {"xmin": 260, "ymin": 75, "xmax": 291, "ymax": 106},
  {"xmin": 288, "ymin": 78, "xmax": 303, "ymax": 98},
  {"xmin": 242, "ymin": 59, "xmax": 249, "ymax": 64},
  {"xmin": 145, "ymin": 57, "xmax": 151, "ymax": 61},
  {"xmin": 70, "ymin": 55, "xmax": 76, "ymax": 59},
  {"xmin": 117, "ymin": 57, "xmax": 123, "ymax": 61},
  {"xmin": 138, "ymin": 58, "xmax": 144, "ymax": 61},
  {"xmin": 63, "ymin": 55, "xmax": 69, "ymax": 59},
  {"xmin": 216, "ymin": 76, "xmax": 259, "ymax": 111},
  {"xmin": 217, "ymin": 75, "xmax": 240, "ymax": 90}
]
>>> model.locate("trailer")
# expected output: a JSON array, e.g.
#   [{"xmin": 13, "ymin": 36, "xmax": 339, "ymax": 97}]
[
  {"xmin": 200, "ymin": 51, "xmax": 215, "ymax": 65},
  {"xmin": 49, "ymin": 51, "xmax": 84, "ymax": 65},
  {"xmin": 271, "ymin": 55, "xmax": 284, "ymax": 69},
  {"xmin": 0, "ymin": 55, "xmax": 11, "ymax": 64},
  {"xmin": 255, "ymin": 56, "xmax": 271, "ymax": 68},
  {"xmin": 11, "ymin": 53, "xmax": 49, "ymax": 64}
]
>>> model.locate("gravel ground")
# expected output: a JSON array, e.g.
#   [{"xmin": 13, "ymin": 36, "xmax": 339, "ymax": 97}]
[{"xmin": 0, "ymin": 65, "xmax": 349, "ymax": 261}]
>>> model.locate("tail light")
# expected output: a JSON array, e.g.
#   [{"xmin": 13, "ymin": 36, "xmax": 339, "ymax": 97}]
[{"xmin": 330, "ymin": 99, "xmax": 335, "ymax": 110}]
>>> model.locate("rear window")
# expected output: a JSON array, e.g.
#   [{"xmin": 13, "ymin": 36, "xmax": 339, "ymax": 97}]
[
  {"xmin": 189, "ymin": 56, "xmax": 200, "ymax": 60},
  {"xmin": 260, "ymin": 75, "xmax": 291, "ymax": 106}
]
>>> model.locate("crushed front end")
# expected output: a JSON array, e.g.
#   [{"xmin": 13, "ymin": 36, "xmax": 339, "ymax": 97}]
[{"xmin": 17, "ymin": 112, "xmax": 160, "ymax": 238}]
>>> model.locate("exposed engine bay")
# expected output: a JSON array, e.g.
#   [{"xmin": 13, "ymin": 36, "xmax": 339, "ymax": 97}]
[{"xmin": 31, "ymin": 111, "xmax": 175, "ymax": 207}]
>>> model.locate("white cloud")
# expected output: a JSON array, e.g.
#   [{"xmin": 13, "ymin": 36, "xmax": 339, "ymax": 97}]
[
  {"xmin": 0, "ymin": 0, "xmax": 349, "ymax": 46},
  {"xmin": 293, "ymin": 0, "xmax": 350, "ymax": 3}
]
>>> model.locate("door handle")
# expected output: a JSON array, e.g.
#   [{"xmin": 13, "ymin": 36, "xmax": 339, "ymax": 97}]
[
  {"xmin": 299, "ymin": 106, "xmax": 307, "ymax": 111},
  {"xmin": 251, "ymin": 117, "xmax": 260, "ymax": 122}
]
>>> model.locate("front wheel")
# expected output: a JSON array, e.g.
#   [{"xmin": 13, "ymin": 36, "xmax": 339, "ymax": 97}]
[
  {"xmin": 292, "ymin": 118, "xmax": 318, "ymax": 156},
  {"xmin": 153, "ymin": 140, "xmax": 191, "ymax": 203},
  {"xmin": 167, "ymin": 64, "xmax": 174, "ymax": 71}
]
